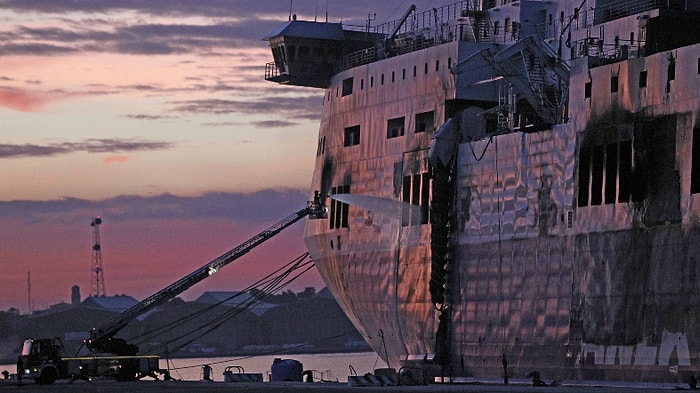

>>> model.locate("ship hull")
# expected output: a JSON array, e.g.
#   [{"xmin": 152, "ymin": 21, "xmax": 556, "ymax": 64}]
[
  {"xmin": 262, "ymin": 0, "xmax": 700, "ymax": 384},
  {"xmin": 306, "ymin": 121, "xmax": 700, "ymax": 383}
]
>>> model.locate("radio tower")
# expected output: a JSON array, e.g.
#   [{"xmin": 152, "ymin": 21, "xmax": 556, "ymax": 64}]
[{"xmin": 90, "ymin": 216, "xmax": 106, "ymax": 297}]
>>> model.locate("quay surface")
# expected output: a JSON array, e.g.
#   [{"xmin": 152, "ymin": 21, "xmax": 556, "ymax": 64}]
[{"xmin": 0, "ymin": 379, "xmax": 693, "ymax": 393}]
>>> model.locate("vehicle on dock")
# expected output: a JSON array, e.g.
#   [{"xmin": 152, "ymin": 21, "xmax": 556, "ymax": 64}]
[{"xmin": 19, "ymin": 337, "xmax": 159, "ymax": 384}]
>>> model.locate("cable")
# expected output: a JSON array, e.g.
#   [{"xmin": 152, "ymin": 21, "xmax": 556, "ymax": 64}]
[
  {"xmin": 135, "ymin": 253, "xmax": 315, "ymax": 355},
  {"xmin": 140, "ymin": 259, "xmax": 313, "ymax": 354},
  {"xmin": 124, "ymin": 253, "xmax": 311, "ymax": 347},
  {"xmin": 151, "ymin": 259, "xmax": 315, "ymax": 355}
]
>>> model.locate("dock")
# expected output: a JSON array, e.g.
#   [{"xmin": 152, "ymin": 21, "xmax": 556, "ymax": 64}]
[{"xmin": 0, "ymin": 379, "xmax": 691, "ymax": 393}]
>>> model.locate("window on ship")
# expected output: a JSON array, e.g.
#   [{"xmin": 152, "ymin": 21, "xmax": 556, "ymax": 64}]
[
  {"xmin": 415, "ymin": 111, "xmax": 435, "ymax": 133},
  {"xmin": 692, "ymin": 128, "xmax": 700, "ymax": 194},
  {"xmin": 342, "ymin": 77, "xmax": 353, "ymax": 96},
  {"xmin": 316, "ymin": 136, "xmax": 325, "ymax": 156},
  {"xmin": 387, "ymin": 117, "xmax": 405, "ymax": 138},
  {"xmin": 402, "ymin": 172, "xmax": 430, "ymax": 226},
  {"xmin": 585, "ymin": 81, "xmax": 592, "ymax": 99},
  {"xmin": 668, "ymin": 59, "xmax": 676, "ymax": 81},
  {"xmin": 577, "ymin": 137, "xmax": 633, "ymax": 207},
  {"xmin": 330, "ymin": 185, "xmax": 350, "ymax": 229},
  {"xmin": 344, "ymin": 125, "xmax": 360, "ymax": 146},
  {"xmin": 298, "ymin": 46, "xmax": 309, "ymax": 61}
]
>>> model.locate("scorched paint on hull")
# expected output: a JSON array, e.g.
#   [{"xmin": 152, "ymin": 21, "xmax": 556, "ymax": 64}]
[{"xmin": 264, "ymin": 0, "xmax": 700, "ymax": 384}]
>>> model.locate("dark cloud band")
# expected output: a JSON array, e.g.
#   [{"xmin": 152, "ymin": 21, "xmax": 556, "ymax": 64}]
[
  {"xmin": 0, "ymin": 138, "xmax": 173, "ymax": 158},
  {"xmin": 0, "ymin": 189, "xmax": 309, "ymax": 224}
]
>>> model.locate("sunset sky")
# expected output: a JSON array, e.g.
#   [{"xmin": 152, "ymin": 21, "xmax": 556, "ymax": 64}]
[{"xmin": 0, "ymin": 0, "xmax": 439, "ymax": 313}]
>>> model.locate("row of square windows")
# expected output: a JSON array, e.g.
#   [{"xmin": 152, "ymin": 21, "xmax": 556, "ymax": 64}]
[
  {"xmin": 316, "ymin": 111, "xmax": 436, "ymax": 155},
  {"xmin": 584, "ymin": 58, "xmax": 700, "ymax": 98},
  {"xmin": 329, "ymin": 58, "xmax": 454, "ymax": 100},
  {"xmin": 327, "ymin": 173, "xmax": 431, "ymax": 230},
  {"xmin": 577, "ymin": 127, "xmax": 700, "ymax": 209},
  {"xmin": 330, "ymin": 56, "xmax": 700, "ymax": 101}
]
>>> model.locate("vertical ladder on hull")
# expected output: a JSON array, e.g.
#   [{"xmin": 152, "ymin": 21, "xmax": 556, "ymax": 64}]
[{"xmin": 497, "ymin": 83, "xmax": 511, "ymax": 132}]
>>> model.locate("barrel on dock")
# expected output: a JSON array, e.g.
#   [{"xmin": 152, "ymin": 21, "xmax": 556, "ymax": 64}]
[{"xmin": 270, "ymin": 358, "xmax": 303, "ymax": 382}]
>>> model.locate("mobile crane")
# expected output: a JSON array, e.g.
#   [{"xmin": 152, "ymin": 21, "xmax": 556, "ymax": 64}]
[{"xmin": 19, "ymin": 192, "xmax": 327, "ymax": 384}]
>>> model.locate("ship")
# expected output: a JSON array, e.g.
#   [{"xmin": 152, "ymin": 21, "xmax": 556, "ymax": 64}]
[{"xmin": 263, "ymin": 0, "xmax": 700, "ymax": 384}]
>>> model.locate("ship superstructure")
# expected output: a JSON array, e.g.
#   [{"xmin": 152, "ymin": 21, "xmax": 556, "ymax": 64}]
[{"xmin": 265, "ymin": 0, "xmax": 700, "ymax": 384}]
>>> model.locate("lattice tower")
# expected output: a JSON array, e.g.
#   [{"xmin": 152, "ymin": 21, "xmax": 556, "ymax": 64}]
[{"xmin": 90, "ymin": 216, "xmax": 106, "ymax": 297}]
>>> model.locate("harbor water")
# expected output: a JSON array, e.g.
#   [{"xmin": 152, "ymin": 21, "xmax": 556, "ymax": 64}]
[
  {"xmin": 0, "ymin": 352, "xmax": 384, "ymax": 383},
  {"xmin": 160, "ymin": 352, "xmax": 383, "ymax": 382}
]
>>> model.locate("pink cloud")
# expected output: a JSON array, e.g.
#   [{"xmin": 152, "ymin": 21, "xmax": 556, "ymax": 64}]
[
  {"xmin": 103, "ymin": 155, "xmax": 131, "ymax": 166},
  {"xmin": 0, "ymin": 88, "xmax": 49, "ymax": 112}
]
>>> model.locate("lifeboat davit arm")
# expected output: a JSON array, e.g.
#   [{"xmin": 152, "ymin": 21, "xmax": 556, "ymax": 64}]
[{"xmin": 453, "ymin": 35, "xmax": 570, "ymax": 126}]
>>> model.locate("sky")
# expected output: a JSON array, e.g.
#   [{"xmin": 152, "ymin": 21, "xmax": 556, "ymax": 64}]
[{"xmin": 0, "ymin": 0, "xmax": 440, "ymax": 313}]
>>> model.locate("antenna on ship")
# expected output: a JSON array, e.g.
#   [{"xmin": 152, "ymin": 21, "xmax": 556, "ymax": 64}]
[{"xmin": 366, "ymin": 13, "xmax": 376, "ymax": 33}]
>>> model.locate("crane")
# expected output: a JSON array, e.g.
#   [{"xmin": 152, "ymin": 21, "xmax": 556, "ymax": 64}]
[{"xmin": 19, "ymin": 191, "xmax": 327, "ymax": 384}]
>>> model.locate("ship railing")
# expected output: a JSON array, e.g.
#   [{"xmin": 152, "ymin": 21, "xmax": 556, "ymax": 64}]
[
  {"xmin": 370, "ymin": 1, "xmax": 476, "ymax": 37},
  {"xmin": 393, "ymin": 35, "xmax": 437, "ymax": 54},
  {"xmin": 487, "ymin": 22, "xmax": 530, "ymax": 45},
  {"xmin": 265, "ymin": 62, "xmax": 282, "ymax": 81},
  {"xmin": 530, "ymin": 7, "xmax": 596, "ymax": 41},
  {"xmin": 595, "ymin": 0, "xmax": 700, "ymax": 24},
  {"xmin": 337, "ymin": 3, "xmax": 478, "ymax": 72},
  {"xmin": 570, "ymin": 38, "xmax": 643, "ymax": 63},
  {"xmin": 337, "ymin": 47, "xmax": 377, "ymax": 72},
  {"xmin": 335, "ymin": 1, "xmax": 493, "ymax": 72}
]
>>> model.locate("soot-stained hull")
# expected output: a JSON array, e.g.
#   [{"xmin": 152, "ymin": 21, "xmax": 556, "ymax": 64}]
[{"xmin": 265, "ymin": 0, "xmax": 700, "ymax": 384}]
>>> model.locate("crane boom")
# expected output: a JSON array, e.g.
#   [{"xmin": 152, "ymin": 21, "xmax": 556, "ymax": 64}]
[
  {"xmin": 389, "ymin": 4, "xmax": 416, "ymax": 40},
  {"xmin": 86, "ymin": 194, "xmax": 327, "ymax": 355}
]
